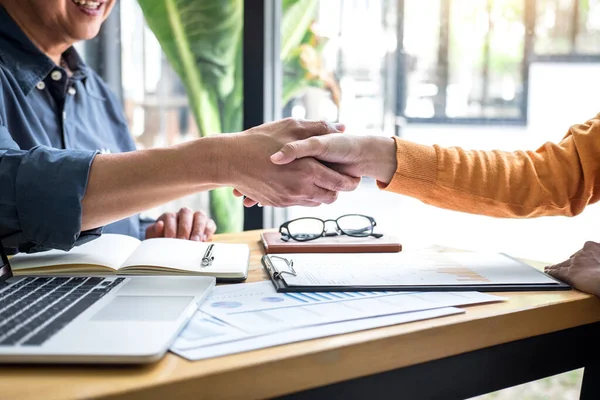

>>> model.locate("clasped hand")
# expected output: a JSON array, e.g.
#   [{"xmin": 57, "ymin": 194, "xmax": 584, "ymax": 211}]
[
  {"xmin": 232, "ymin": 128, "xmax": 397, "ymax": 207},
  {"xmin": 228, "ymin": 118, "xmax": 361, "ymax": 207}
]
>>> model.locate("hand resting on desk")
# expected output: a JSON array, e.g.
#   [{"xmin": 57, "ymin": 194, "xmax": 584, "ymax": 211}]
[
  {"xmin": 546, "ymin": 241, "xmax": 600, "ymax": 297},
  {"xmin": 146, "ymin": 208, "xmax": 216, "ymax": 242}
]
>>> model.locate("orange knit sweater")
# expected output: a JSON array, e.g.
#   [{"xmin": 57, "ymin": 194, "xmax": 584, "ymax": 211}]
[{"xmin": 380, "ymin": 114, "xmax": 600, "ymax": 217}]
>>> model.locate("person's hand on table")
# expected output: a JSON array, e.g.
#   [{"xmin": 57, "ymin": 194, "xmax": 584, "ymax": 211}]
[
  {"xmin": 145, "ymin": 208, "xmax": 216, "ymax": 242},
  {"xmin": 545, "ymin": 241, "xmax": 600, "ymax": 297},
  {"xmin": 225, "ymin": 118, "xmax": 361, "ymax": 208}
]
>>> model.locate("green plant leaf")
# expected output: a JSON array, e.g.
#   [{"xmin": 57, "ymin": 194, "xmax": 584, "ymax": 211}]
[
  {"xmin": 137, "ymin": 0, "xmax": 243, "ymax": 136},
  {"xmin": 210, "ymin": 187, "xmax": 243, "ymax": 233},
  {"xmin": 281, "ymin": 0, "xmax": 318, "ymax": 61}
]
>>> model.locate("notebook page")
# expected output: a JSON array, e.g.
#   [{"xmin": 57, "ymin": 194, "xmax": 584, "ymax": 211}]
[
  {"xmin": 121, "ymin": 238, "xmax": 249, "ymax": 275},
  {"xmin": 10, "ymin": 234, "xmax": 141, "ymax": 272},
  {"xmin": 272, "ymin": 252, "xmax": 560, "ymax": 287}
]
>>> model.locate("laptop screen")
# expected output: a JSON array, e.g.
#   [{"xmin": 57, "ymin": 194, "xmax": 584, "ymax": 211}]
[{"xmin": 0, "ymin": 241, "xmax": 13, "ymax": 283}]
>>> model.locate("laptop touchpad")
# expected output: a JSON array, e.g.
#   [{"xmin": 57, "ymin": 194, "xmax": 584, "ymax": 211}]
[{"xmin": 92, "ymin": 296, "xmax": 194, "ymax": 321}]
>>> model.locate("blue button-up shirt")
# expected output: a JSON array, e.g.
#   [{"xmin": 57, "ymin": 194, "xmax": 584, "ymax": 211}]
[{"xmin": 0, "ymin": 5, "xmax": 143, "ymax": 253}]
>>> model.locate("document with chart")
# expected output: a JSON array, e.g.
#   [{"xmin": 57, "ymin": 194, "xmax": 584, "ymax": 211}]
[
  {"xmin": 171, "ymin": 281, "xmax": 504, "ymax": 360},
  {"xmin": 262, "ymin": 252, "xmax": 569, "ymax": 292}
]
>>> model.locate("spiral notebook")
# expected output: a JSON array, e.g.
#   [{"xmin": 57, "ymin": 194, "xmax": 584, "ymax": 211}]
[{"xmin": 261, "ymin": 251, "xmax": 569, "ymax": 292}]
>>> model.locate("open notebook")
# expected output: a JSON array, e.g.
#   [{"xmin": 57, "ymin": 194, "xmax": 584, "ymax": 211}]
[{"xmin": 10, "ymin": 234, "xmax": 250, "ymax": 282}]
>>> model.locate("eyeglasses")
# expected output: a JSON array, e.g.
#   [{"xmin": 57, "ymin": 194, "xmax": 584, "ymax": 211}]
[{"xmin": 279, "ymin": 214, "xmax": 383, "ymax": 242}]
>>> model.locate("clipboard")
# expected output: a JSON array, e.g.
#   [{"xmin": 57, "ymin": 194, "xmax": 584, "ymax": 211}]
[{"xmin": 261, "ymin": 254, "xmax": 571, "ymax": 293}]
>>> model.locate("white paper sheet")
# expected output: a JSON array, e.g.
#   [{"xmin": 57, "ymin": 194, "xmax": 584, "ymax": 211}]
[
  {"xmin": 268, "ymin": 252, "xmax": 559, "ymax": 287},
  {"xmin": 171, "ymin": 281, "xmax": 505, "ymax": 361},
  {"xmin": 203, "ymin": 282, "xmax": 503, "ymax": 334},
  {"xmin": 171, "ymin": 307, "xmax": 463, "ymax": 360}
]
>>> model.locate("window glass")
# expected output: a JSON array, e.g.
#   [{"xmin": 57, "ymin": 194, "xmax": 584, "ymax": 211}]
[
  {"xmin": 535, "ymin": 0, "xmax": 600, "ymax": 55},
  {"xmin": 403, "ymin": 0, "xmax": 442, "ymax": 119},
  {"xmin": 282, "ymin": 1, "xmax": 396, "ymax": 135},
  {"xmin": 535, "ymin": 0, "xmax": 577, "ymax": 54},
  {"xmin": 120, "ymin": 0, "xmax": 207, "ymax": 219},
  {"xmin": 576, "ymin": 0, "xmax": 600, "ymax": 53},
  {"xmin": 404, "ymin": 0, "xmax": 525, "ymax": 121},
  {"xmin": 448, "ymin": 0, "xmax": 524, "ymax": 119}
]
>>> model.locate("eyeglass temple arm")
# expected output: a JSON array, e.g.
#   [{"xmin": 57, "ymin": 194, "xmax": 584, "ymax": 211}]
[{"xmin": 279, "ymin": 227, "xmax": 291, "ymax": 242}]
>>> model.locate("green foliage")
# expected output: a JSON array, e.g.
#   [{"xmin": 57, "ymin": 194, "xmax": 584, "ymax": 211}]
[
  {"xmin": 281, "ymin": 0, "xmax": 318, "ymax": 61},
  {"xmin": 137, "ymin": 0, "xmax": 331, "ymax": 232},
  {"xmin": 137, "ymin": 0, "xmax": 243, "ymax": 233},
  {"xmin": 281, "ymin": 0, "xmax": 340, "ymax": 107},
  {"xmin": 137, "ymin": 0, "xmax": 243, "ymax": 136}
]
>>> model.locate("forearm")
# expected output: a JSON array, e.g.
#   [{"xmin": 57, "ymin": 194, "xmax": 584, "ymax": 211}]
[
  {"xmin": 82, "ymin": 137, "xmax": 222, "ymax": 231},
  {"xmin": 380, "ymin": 115, "xmax": 600, "ymax": 217}
]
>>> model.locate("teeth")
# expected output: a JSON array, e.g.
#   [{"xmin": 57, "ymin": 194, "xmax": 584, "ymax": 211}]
[{"xmin": 72, "ymin": 0, "xmax": 101, "ymax": 9}]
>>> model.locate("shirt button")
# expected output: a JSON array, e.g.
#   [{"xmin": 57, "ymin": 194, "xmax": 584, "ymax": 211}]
[
  {"xmin": 51, "ymin": 70, "xmax": 63, "ymax": 81},
  {"xmin": 63, "ymin": 111, "xmax": 67, "ymax": 120},
  {"xmin": 68, "ymin": 87, "xmax": 77, "ymax": 96},
  {"xmin": 36, "ymin": 81, "xmax": 46, "ymax": 90}
]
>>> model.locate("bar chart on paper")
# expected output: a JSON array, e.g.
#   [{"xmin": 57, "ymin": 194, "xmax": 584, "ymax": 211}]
[
  {"xmin": 201, "ymin": 282, "xmax": 503, "ymax": 334},
  {"xmin": 203, "ymin": 282, "xmax": 400, "ymax": 314},
  {"xmin": 429, "ymin": 267, "xmax": 490, "ymax": 283}
]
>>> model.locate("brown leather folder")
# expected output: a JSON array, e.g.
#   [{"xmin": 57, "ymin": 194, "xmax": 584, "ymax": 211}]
[{"xmin": 260, "ymin": 231, "xmax": 402, "ymax": 254}]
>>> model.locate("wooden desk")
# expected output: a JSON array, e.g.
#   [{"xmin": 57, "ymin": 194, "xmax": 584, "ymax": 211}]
[{"xmin": 3, "ymin": 230, "xmax": 600, "ymax": 400}]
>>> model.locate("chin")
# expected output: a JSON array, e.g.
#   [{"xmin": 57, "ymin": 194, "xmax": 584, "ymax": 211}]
[{"xmin": 73, "ymin": 25, "xmax": 102, "ymax": 41}]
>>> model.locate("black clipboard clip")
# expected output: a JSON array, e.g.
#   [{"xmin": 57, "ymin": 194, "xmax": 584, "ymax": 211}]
[{"xmin": 267, "ymin": 256, "xmax": 297, "ymax": 279}]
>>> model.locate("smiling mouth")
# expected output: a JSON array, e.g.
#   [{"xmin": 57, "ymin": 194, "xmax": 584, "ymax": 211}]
[{"xmin": 71, "ymin": 0, "xmax": 103, "ymax": 10}]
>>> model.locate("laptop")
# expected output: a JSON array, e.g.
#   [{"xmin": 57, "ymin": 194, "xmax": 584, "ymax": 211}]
[{"xmin": 0, "ymin": 241, "xmax": 215, "ymax": 364}]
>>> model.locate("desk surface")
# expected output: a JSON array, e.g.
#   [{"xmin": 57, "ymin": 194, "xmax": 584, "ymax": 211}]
[{"xmin": 3, "ymin": 230, "xmax": 600, "ymax": 400}]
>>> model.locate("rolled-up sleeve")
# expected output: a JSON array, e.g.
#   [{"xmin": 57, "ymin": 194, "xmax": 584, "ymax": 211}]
[{"xmin": 0, "ymin": 128, "xmax": 100, "ymax": 253}]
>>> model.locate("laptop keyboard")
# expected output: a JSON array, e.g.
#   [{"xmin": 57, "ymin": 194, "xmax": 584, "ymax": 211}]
[{"xmin": 0, "ymin": 276, "xmax": 125, "ymax": 346}]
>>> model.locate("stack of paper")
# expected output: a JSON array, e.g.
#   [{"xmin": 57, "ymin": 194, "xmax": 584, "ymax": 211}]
[{"xmin": 171, "ymin": 282, "xmax": 504, "ymax": 360}]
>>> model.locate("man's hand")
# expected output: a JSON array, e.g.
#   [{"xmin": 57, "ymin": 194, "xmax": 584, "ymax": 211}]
[
  {"xmin": 269, "ymin": 134, "xmax": 398, "ymax": 184},
  {"xmin": 223, "ymin": 118, "xmax": 361, "ymax": 208},
  {"xmin": 545, "ymin": 241, "xmax": 600, "ymax": 297},
  {"xmin": 145, "ymin": 208, "xmax": 216, "ymax": 241}
]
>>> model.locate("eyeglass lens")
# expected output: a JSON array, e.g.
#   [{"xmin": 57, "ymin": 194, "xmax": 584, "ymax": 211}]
[
  {"xmin": 286, "ymin": 218, "xmax": 325, "ymax": 241},
  {"xmin": 337, "ymin": 215, "xmax": 373, "ymax": 237}
]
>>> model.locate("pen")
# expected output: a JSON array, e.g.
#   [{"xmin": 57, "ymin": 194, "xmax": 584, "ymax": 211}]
[{"xmin": 201, "ymin": 244, "xmax": 214, "ymax": 267}]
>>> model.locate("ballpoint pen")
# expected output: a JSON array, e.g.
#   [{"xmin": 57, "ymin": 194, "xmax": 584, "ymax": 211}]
[{"xmin": 201, "ymin": 244, "xmax": 215, "ymax": 267}]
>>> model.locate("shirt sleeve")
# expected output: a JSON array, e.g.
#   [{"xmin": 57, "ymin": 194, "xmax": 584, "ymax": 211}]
[
  {"xmin": 0, "ymin": 128, "xmax": 101, "ymax": 253},
  {"xmin": 378, "ymin": 114, "xmax": 600, "ymax": 218}
]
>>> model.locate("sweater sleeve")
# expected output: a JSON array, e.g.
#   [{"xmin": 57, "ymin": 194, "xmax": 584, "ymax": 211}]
[{"xmin": 378, "ymin": 114, "xmax": 600, "ymax": 218}]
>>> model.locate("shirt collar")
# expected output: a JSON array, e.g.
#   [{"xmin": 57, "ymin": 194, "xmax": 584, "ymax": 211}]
[{"xmin": 0, "ymin": 5, "xmax": 89, "ymax": 94}]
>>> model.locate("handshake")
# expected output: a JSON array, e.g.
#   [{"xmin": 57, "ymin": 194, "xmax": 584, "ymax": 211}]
[{"xmin": 223, "ymin": 118, "xmax": 398, "ymax": 208}]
